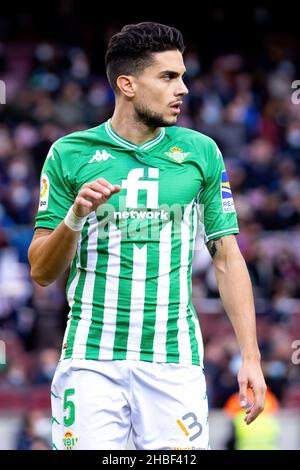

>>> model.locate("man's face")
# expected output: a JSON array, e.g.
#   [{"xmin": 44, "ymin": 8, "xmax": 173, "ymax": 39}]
[{"xmin": 131, "ymin": 49, "xmax": 188, "ymax": 128}]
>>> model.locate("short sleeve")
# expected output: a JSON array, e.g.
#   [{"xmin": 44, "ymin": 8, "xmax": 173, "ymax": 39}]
[
  {"xmin": 34, "ymin": 143, "xmax": 76, "ymax": 230},
  {"xmin": 199, "ymin": 141, "xmax": 239, "ymax": 241}
]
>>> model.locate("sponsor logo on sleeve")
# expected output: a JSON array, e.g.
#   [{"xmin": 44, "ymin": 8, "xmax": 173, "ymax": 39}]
[
  {"xmin": 39, "ymin": 173, "xmax": 50, "ymax": 211},
  {"xmin": 88, "ymin": 149, "xmax": 115, "ymax": 162},
  {"xmin": 221, "ymin": 170, "xmax": 236, "ymax": 213}
]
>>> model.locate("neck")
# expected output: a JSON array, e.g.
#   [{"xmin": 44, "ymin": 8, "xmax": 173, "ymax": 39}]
[{"xmin": 110, "ymin": 102, "xmax": 160, "ymax": 145}]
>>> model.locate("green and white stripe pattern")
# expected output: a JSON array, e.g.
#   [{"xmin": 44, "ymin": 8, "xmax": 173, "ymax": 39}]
[
  {"xmin": 62, "ymin": 200, "xmax": 203, "ymax": 367},
  {"xmin": 35, "ymin": 120, "xmax": 240, "ymax": 368}
]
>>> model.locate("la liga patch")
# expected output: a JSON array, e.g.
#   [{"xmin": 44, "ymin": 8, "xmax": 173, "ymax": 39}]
[
  {"xmin": 221, "ymin": 170, "xmax": 236, "ymax": 213},
  {"xmin": 39, "ymin": 173, "xmax": 50, "ymax": 211}
]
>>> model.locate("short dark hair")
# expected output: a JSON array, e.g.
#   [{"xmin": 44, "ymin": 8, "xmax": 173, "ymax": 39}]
[{"xmin": 105, "ymin": 22, "xmax": 185, "ymax": 92}]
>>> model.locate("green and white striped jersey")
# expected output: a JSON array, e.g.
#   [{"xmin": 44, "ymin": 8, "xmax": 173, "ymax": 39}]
[{"xmin": 35, "ymin": 119, "xmax": 239, "ymax": 367}]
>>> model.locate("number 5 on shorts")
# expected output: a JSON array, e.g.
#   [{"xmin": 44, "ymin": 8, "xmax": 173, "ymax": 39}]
[{"xmin": 63, "ymin": 388, "xmax": 75, "ymax": 427}]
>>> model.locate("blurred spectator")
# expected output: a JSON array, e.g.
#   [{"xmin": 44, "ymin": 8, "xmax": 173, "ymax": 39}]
[
  {"xmin": 32, "ymin": 348, "xmax": 59, "ymax": 385},
  {"xmin": 16, "ymin": 410, "xmax": 51, "ymax": 450},
  {"xmin": 224, "ymin": 388, "xmax": 280, "ymax": 450}
]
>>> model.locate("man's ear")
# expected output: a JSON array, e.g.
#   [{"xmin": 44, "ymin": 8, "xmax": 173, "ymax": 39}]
[{"xmin": 116, "ymin": 75, "xmax": 136, "ymax": 98}]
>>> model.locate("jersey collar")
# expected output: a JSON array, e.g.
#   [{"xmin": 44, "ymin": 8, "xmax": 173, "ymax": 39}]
[{"xmin": 105, "ymin": 119, "xmax": 166, "ymax": 151}]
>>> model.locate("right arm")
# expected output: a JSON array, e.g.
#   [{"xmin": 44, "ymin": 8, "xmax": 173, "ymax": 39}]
[
  {"xmin": 28, "ymin": 224, "xmax": 80, "ymax": 287},
  {"xmin": 28, "ymin": 178, "xmax": 120, "ymax": 286}
]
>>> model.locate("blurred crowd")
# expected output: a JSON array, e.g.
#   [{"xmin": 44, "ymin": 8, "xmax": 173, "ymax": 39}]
[{"xmin": 0, "ymin": 26, "xmax": 300, "ymax": 449}]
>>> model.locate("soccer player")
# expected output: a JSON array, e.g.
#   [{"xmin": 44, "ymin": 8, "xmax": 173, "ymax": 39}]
[{"xmin": 28, "ymin": 22, "xmax": 266, "ymax": 450}]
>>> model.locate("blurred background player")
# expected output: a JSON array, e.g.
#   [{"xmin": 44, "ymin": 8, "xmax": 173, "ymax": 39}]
[{"xmin": 224, "ymin": 388, "xmax": 280, "ymax": 450}]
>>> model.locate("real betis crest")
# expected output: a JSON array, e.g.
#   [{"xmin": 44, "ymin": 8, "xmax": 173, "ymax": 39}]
[
  {"xmin": 164, "ymin": 146, "xmax": 191, "ymax": 163},
  {"xmin": 63, "ymin": 430, "xmax": 79, "ymax": 450}
]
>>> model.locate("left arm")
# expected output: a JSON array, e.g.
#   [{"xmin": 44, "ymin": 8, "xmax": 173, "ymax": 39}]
[{"xmin": 207, "ymin": 234, "xmax": 267, "ymax": 425}]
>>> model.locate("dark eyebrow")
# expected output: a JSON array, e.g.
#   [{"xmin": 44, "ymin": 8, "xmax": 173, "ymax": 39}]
[{"xmin": 158, "ymin": 70, "xmax": 186, "ymax": 77}]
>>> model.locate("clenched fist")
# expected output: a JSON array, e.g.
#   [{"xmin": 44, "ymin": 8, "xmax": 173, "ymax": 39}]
[{"xmin": 72, "ymin": 178, "xmax": 121, "ymax": 217}]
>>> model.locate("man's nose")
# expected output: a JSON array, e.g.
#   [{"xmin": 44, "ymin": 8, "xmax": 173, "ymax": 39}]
[{"xmin": 177, "ymin": 80, "xmax": 189, "ymax": 96}]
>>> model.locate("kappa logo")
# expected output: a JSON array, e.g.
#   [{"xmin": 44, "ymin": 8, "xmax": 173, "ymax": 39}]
[
  {"xmin": 164, "ymin": 146, "xmax": 191, "ymax": 163},
  {"xmin": 89, "ymin": 149, "xmax": 115, "ymax": 163}
]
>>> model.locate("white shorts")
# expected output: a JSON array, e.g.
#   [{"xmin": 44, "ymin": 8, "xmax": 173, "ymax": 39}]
[{"xmin": 51, "ymin": 359, "xmax": 209, "ymax": 450}]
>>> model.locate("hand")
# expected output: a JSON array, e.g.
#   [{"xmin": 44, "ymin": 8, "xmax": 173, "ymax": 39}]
[
  {"xmin": 238, "ymin": 358, "xmax": 267, "ymax": 425},
  {"xmin": 73, "ymin": 178, "xmax": 121, "ymax": 217}
]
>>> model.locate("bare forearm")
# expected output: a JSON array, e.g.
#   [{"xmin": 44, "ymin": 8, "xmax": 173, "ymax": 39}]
[
  {"xmin": 28, "ymin": 221, "xmax": 80, "ymax": 286},
  {"xmin": 207, "ymin": 236, "xmax": 266, "ymax": 423},
  {"xmin": 207, "ymin": 235, "xmax": 260, "ymax": 360},
  {"xmin": 216, "ymin": 253, "xmax": 260, "ymax": 359}
]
